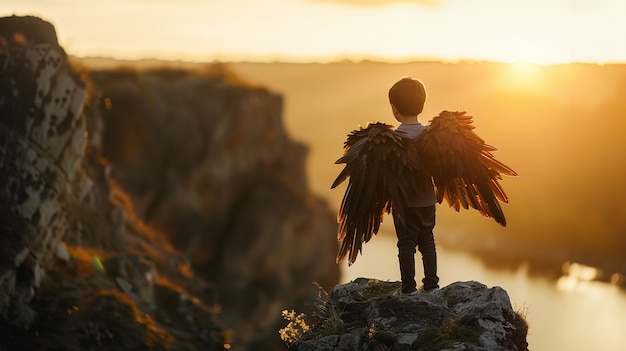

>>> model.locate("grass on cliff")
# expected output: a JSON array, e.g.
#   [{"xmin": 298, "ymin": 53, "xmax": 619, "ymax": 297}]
[
  {"xmin": 512, "ymin": 305, "xmax": 530, "ymax": 351},
  {"xmin": 413, "ymin": 305, "xmax": 529, "ymax": 351},
  {"xmin": 412, "ymin": 314, "xmax": 482, "ymax": 351},
  {"xmin": 279, "ymin": 280, "xmax": 403, "ymax": 348},
  {"xmin": 279, "ymin": 282, "xmax": 346, "ymax": 346}
]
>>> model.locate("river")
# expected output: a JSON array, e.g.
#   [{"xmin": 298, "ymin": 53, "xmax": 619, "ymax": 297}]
[{"xmin": 339, "ymin": 232, "xmax": 626, "ymax": 351}]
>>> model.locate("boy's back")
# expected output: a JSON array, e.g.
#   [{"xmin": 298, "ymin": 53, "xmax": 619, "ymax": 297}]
[{"xmin": 395, "ymin": 122, "xmax": 437, "ymax": 208}]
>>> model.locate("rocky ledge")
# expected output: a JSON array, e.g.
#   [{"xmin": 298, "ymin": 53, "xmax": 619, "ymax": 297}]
[{"xmin": 287, "ymin": 279, "xmax": 528, "ymax": 351}]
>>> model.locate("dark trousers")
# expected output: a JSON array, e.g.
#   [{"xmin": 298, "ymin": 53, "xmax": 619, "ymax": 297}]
[{"xmin": 393, "ymin": 205, "xmax": 439, "ymax": 293}]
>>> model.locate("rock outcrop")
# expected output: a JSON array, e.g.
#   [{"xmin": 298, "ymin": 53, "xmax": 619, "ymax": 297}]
[
  {"xmin": 1, "ymin": 15, "xmax": 340, "ymax": 351},
  {"xmin": 290, "ymin": 279, "xmax": 528, "ymax": 351},
  {"xmin": 0, "ymin": 15, "xmax": 88, "ymax": 328},
  {"xmin": 1, "ymin": 15, "xmax": 227, "ymax": 350}
]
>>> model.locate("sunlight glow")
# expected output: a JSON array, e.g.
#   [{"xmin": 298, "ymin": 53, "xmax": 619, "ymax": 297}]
[
  {"xmin": 509, "ymin": 62, "xmax": 540, "ymax": 76},
  {"xmin": 506, "ymin": 62, "xmax": 542, "ymax": 87}
]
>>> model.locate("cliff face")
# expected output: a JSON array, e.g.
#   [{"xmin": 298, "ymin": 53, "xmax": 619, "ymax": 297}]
[
  {"xmin": 85, "ymin": 63, "xmax": 341, "ymax": 348},
  {"xmin": 0, "ymin": 15, "xmax": 227, "ymax": 350},
  {"xmin": 87, "ymin": 65, "xmax": 332, "ymax": 273},
  {"xmin": 289, "ymin": 279, "xmax": 529, "ymax": 351},
  {"xmin": 0, "ymin": 15, "xmax": 340, "ymax": 351},
  {"xmin": 0, "ymin": 15, "xmax": 88, "ymax": 328}
]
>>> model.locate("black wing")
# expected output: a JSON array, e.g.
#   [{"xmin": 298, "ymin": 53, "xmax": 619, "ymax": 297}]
[
  {"xmin": 332, "ymin": 122, "xmax": 429, "ymax": 265},
  {"xmin": 416, "ymin": 111, "xmax": 518, "ymax": 226}
]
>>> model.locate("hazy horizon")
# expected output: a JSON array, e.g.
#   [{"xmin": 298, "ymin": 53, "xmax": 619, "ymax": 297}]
[
  {"xmin": 76, "ymin": 54, "xmax": 626, "ymax": 67},
  {"xmin": 6, "ymin": 0, "xmax": 626, "ymax": 65}
]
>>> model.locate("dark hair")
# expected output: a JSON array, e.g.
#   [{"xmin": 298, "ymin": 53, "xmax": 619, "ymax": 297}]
[{"xmin": 388, "ymin": 77, "xmax": 426, "ymax": 115}]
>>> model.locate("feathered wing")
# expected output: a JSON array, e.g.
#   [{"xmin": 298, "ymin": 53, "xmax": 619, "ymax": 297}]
[
  {"xmin": 331, "ymin": 122, "xmax": 429, "ymax": 265},
  {"xmin": 416, "ymin": 111, "xmax": 518, "ymax": 226}
]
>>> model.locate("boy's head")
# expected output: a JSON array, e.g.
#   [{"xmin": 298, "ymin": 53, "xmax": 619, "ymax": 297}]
[{"xmin": 388, "ymin": 77, "xmax": 426, "ymax": 116}]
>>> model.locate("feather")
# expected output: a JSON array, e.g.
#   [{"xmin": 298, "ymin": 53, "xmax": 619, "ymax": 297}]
[{"xmin": 416, "ymin": 110, "xmax": 517, "ymax": 226}]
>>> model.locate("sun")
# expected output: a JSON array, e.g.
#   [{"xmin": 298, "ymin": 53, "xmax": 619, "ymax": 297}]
[
  {"xmin": 504, "ymin": 62, "xmax": 543, "ymax": 89},
  {"xmin": 509, "ymin": 62, "xmax": 540, "ymax": 79}
]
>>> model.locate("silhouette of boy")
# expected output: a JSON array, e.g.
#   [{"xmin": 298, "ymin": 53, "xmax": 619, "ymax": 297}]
[{"xmin": 388, "ymin": 77, "xmax": 439, "ymax": 295}]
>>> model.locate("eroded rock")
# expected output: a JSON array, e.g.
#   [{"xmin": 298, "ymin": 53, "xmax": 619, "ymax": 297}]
[
  {"xmin": 0, "ymin": 16, "xmax": 226, "ymax": 350},
  {"xmin": 0, "ymin": 15, "xmax": 87, "ymax": 327},
  {"xmin": 292, "ymin": 279, "xmax": 529, "ymax": 351}
]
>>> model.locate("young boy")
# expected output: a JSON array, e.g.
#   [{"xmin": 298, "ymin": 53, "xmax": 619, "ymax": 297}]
[{"xmin": 388, "ymin": 77, "xmax": 439, "ymax": 295}]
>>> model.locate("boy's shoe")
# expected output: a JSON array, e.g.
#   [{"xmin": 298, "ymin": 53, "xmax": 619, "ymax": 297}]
[
  {"xmin": 402, "ymin": 289, "xmax": 420, "ymax": 296},
  {"xmin": 418, "ymin": 285, "xmax": 439, "ymax": 294},
  {"xmin": 393, "ymin": 288, "xmax": 419, "ymax": 297}
]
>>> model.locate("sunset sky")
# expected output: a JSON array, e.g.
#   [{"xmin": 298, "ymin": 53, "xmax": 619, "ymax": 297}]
[{"xmin": 4, "ymin": 0, "xmax": 626, "ymax": 64}]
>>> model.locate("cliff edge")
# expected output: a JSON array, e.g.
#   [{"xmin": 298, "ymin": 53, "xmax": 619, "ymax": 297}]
[
  {"xmin": 286, "ymin": 279, "xmax": 528, "ymax": 351},
  {"xmin": 1, "ymin": 15, "xmax": 339, "ymax": 350}
]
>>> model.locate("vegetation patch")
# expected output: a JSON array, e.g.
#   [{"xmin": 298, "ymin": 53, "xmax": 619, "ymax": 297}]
[
  {"xmin": 363, "ymin": 323, "xmax": 396, "ymax": 349},
  {"xmin": 412, "ymin": 314, "xmax": 483, "ymax": 351},
  {"xmin": 512, "ymin": 305, "xmax": 530, "ymax": 351},
  {"xmin": 280, "ymin": 282, "xmax": 348, "ymax": 346},
  {"xmin": 351, "ymin": 279, "xmax": 401, "ymax": 302}
]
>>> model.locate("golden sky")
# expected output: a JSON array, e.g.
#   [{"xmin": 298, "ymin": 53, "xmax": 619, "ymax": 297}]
[{"xmin": 4, "ymin": 0, "xmax": 626, "ymax": 64}]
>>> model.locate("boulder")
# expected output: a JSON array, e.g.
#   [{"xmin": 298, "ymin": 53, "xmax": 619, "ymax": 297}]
[{"xmin": 290, "ymin": 279, "xmax": 528, "ymax": 351}]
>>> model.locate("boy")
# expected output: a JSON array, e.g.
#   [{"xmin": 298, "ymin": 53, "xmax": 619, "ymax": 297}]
[
  {"xmin": 388, "ymin": 77, "xmax": 439, "ymax": 295},
  {"xmin": 334, "ymin": 77, "xmax": 514, "ymax": 293}
]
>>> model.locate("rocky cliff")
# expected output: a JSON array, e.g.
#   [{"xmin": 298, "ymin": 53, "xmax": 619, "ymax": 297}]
[
  {"xmin": 0, "ymin": 15, "xmax": 340, "ymax": 350},
  {"xmin": 287, "ymin": 279, "xmax": 528, "ymax": 351},
  {"xmin": 0, "ymin": 15, "xmax": 89, "ymax": 328},
  {"xmin": 83, "ymin": 61, "xmax": 341, "ymax": 350}
]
